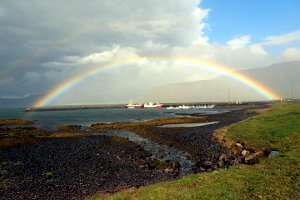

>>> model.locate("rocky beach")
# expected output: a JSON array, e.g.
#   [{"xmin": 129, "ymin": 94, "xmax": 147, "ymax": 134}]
[{"xmin": 0, "ymin": 103, "xmax": 268, "ymax": 199}]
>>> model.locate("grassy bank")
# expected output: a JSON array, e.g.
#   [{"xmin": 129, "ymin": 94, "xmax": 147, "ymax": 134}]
[{"xmin": 90, "ymin": 102, "xmax": 300, "ymax": 199}]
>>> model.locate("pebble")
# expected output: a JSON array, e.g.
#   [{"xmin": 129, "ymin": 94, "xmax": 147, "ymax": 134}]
[
  {"xmin": 236, "ymin": 143, "xmax": 243, "ymax": 149},
  {"xmin": 241, "ymin": 150, "xmax": 249, "ymax": 156},
  {"xmin": 0, "ymin": 135, "xmax": 173, "ymax": 199}
]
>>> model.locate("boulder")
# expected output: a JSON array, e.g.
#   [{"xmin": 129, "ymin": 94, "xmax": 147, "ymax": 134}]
[
  {"xmin": 199, "ymin": 167, "xmax": 206, "ymax": 173},
  {"xmin": 204, "ymin": 161, "xmax": 212, "ymax": 169},
  {"xmin": 243, "ymin": 154, "xmax": 259, "ymax": 165},
  {"xmin": 242, "ymin": 151, "xmax": 264, "ymax": 165},
  {"xmin": 212, "ymin": 164, "xmax": 219, "ymax": 171},
  {"xmin": 246, "ymin": 147, "xmax": 256, "ymax": 153},
  {"xmin": 217, "ymin": 160, "xmax": 224, "ymax": 168},
  {"xmin": 268, "ymin": 151, "xmax": 280, "ymax": 158},
  {"xmin": 236, "ymin": 143, "xmax": 243, "ymax": 149},
  {"xmin": 241, "ymin": 150, "xmax": 249, "ymax": 156},
  {"xmin": 219, "ymin": 153, "xmax": 227, "ymax": 161}
]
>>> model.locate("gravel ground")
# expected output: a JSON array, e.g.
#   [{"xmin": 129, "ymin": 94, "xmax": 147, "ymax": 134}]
[{"xmin": 0, "ymin": 135, "xmax": 172, "ymax": 200}]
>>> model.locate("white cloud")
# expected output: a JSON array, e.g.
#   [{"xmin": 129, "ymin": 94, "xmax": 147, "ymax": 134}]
[
  {"xmin": 77, "ymin": 46, "xmax": 120, "ymax": 64},
  {"xmin": 227, "ymin": 35, "xmax": 251, "ymax": 50},
  {"xmin": 249, "ymin": 44, "xmax": 268, "ymax": 56},
  {"xmin": 172, "ymin": 42, "xmax": 272, "ymax": 70},
  {"xmin": 0, "ymin": 93, "xmax": 37, "ymax": 99},
  {"xmin": 281, "ymin": 48, "xmax": 300, "ymax": 60},
  {"xmin": 264, "ymin": 30, "xmax": 300, "ymax": 45},
  {"xmin": 143, "ymin": 40, "xmax": 168, "ymax": 50}
]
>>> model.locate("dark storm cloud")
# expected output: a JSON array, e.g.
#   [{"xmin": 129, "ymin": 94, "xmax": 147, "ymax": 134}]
[{"xmin": 0, "ymin": 0, "xmax": 205, "ymax": 99}]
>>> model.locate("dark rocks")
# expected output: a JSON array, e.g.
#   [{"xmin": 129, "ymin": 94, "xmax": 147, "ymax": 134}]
[
  {"xmin": 162, "ymin": 161, "xmax": 181, "ymax": 177},
  {"xmin": 138, "ymin": 159, "xmax": 181, "ymax": 177},
  {"xmin": 170, "ymin": 161, "xmax": 181, "ymax": 177},
  {"xmin": 241, "ymin": 149, "xmax": 249, "ymax": 156},
  {"xmin": 246, "ymin": 147, "xmax": 256, "ymax": 153},
  {"xmin": 193, "ymin": 154, "xmax": 234, "ymax": 173},
  {"xmin": 243, "ymin": 154, "xmax": 258, "ymax": 165},
  {"xmin": 193, "ymin": 160, "xmax": 217, "ymax": 173},
  {"xmin": 0, "ymin": 135, "xmax": 173, "ymax": 200},
  {"xmin": 232, "ymin": 141, "xmax": 264, "ymax": 165},
  {"xmin": 192, "ymin": 140, "xmax": 264, "ymax": 172}
]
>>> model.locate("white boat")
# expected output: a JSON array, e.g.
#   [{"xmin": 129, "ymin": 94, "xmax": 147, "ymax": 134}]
[
  {"xmin": 167, "ymin": 105, "xmax": 191, "ymax": 109},
  {"xmin": 178, "ymin": 105, "xmax": 191, "ymax": 109},
  {"xmin": 126, "ymin": 104, "xmax": 144, "ymax": 109},
  {"xmin": 144, "ymin": 101, "xmax": 163, "ymax": 108},
  {"xmin": 196, "ymin": 104, "xmax": 216, "ymax": 109},
  {"xmin": 167, "ymin": 104, "xmax": 215, "ymax": 109},
  {"xmin": 126, "ymin": 99, "xmax": 144, "ymax": 109},
  {"xmin": 166, "ymin": 106, "xmax": 176, "ymax": 109}
]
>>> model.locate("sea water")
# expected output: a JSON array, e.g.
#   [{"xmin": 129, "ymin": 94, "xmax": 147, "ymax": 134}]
[{"xmin": 0, "ymin": 107, "xmax": 229, "ymax": 131}]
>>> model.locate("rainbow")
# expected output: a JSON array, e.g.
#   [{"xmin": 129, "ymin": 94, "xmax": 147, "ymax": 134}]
[{"xmin": 33, "ymin": 58, "xmax": 281, "ymax": 107}]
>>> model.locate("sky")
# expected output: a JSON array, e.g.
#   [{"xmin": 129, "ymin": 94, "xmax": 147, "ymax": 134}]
[
  {"xmin": 202, "ymin": 0, "xmax": 300, "ymax": 44},
  {"xmin": 0, "ymin": 0, "xmax": 300, "ymax": 105}
]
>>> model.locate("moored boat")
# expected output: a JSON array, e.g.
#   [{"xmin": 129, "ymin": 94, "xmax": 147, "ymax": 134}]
[
  {"xmin": 126, "ymin": 99, "xmax": 144, "ymax": 109},
  {"xmin": 143, "ymin": 101, "xmax": 163, "ymax": 108},
  {"xmin": 126, "ymin": 104, "xmax": 144, "ymax": 108}
]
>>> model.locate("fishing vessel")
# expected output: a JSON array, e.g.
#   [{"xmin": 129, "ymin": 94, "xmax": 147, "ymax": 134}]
[
  {"xmin": 126, "ymin": 99, "xmax": 144, "ymax": 109},
  {"xmin": 126, "ymin": 103, "xmax": 144, "ymax": 109},
  {"xmin": 143, "ymin": 101, "xmax": 163, "ymax": 108}
]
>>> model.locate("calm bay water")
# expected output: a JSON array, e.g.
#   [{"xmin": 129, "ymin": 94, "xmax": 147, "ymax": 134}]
[{"xmin": 0, "ymin": 107, "xmax": 228, "ymax": 131}]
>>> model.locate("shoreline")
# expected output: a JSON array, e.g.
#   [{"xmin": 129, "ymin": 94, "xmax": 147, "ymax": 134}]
[
  {"xmin": 91, "ymin": 102, "xmax": 300, "ymax": 200},
  {"xmin": 23, "ymin": 101, "xmax": 270, "ymax": 112},
  {"xmin": 0, "ymin": 103, "xmax": 268, "ymax": 199}
]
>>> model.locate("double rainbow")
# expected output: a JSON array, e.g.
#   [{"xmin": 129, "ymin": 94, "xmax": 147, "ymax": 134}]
[{"xmin": 33, "ymin": 58, "xmax": 281, "ymax": 107}]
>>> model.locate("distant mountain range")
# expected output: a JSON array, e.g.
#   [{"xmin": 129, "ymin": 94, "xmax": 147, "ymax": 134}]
[
  {"xmin": 1, "ymin": 61, "xmax": 299, "ymax": 108},
  {"xmin": 138, "ymin": 61, "xmax": 300, "ymax": 103}
]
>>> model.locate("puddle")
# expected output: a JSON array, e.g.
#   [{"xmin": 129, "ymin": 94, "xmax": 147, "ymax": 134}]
[
  {"xmin": 158, "ymin": 121, "xmax": 219, "ymax": 128},
  {"xmin": 93, "ymin": 129, "xmax": 194, "ymax": 176}
]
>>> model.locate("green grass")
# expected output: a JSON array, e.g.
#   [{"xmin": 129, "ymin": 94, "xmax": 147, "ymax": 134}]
[
  {"xmin": 228, "ymin": 102, "xmax": 300, "ymax": 152},
  {"xmin": 89, "ymin": 102, "xmax": 300, "ymax": 200}
]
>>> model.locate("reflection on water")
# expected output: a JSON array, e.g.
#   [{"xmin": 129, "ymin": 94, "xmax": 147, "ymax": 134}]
[{"xmin": 158, "ymin": 121, "xmax": 219, "ymax": 128}]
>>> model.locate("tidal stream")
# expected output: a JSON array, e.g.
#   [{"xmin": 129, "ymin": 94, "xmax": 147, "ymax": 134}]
[{"xmin": 93, "ymin": 129, "xmax": 194, "ymax": 176}]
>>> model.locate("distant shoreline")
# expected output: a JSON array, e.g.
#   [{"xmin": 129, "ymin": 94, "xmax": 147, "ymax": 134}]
[{"xmin": 24, "ymin": 101, "xmax": 272, "ymax": 112}]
